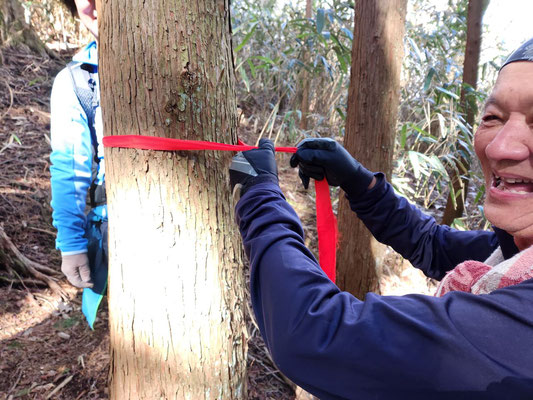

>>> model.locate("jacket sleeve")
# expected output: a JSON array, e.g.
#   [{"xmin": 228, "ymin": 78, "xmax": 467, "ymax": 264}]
[
  {"xmin": 347, "ymin": 173, "xmax": 499, "ymax": 279},
  {"xmin": 50, "ymin": 68, "xmax": 93, "ymax": 254},
  {"xmin": 236, "ymin": 182, "xmax": 533, "ymax": 399}
]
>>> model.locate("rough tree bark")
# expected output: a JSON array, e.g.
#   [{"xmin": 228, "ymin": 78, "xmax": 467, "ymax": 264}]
[
  {"xmin": 441, "ymin": 0, "xmax": 488, "ymax": 226},
  {"xmin": 99, "ymin": 1, "xmax": 247, "ymax": 398},
  {"xmin": 336, "ymin": 0, "xmax": 407, "ymax": 299}
]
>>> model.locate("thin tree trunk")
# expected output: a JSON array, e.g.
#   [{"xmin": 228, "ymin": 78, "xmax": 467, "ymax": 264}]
[
  {"xmin": 299, "ymin": 0, "xmax": 313, "ymax": 130},
  {"xmin": 336, "ymin": 0, "xmax": 407, "ymax": 299},
  {"xmin": 100, "ymin": 1, "xmax": 247, "ymax": 398},
  {"xmin": 441, "ymin": 0, "xmax": 488, "ymax": 226}
]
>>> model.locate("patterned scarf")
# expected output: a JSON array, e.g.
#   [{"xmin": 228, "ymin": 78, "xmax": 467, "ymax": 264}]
[{"xmin": 436, "ymin": 245, "xmax": 533, "ymax": 296}]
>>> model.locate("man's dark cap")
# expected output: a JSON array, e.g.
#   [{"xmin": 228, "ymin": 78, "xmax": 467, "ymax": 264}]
[{"xmin": 501, "ymin": 37, "xmax": 533, "ymax": 70}]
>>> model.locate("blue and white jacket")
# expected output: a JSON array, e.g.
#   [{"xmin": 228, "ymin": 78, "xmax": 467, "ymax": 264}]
[{"xmin": 50, "ymin": 42, "xmax": 106, "ymax": 255}]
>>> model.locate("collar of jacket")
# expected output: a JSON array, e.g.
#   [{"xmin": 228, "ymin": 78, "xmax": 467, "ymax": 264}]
[
  {"xmin": 493, "ymin": 226, "xmax": 519, "ymax": 260},
  {"xmin": 72, "ymin": 41, "xmax": 97, "ymax": 66}
]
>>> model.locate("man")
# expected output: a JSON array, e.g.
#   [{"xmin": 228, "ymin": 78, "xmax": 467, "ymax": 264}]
[
  {"xmin": 50, "ymin": 0, "xmax": 105, "ymax": 328},
  {"xmin": 230, "ymin": 39, "xmax": 533, "ymax": 399}
]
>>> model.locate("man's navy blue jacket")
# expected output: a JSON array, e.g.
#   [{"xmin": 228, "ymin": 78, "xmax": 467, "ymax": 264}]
[{"xmin": 236, "ymin": 175, "xmax": 533, "ymax": 399}]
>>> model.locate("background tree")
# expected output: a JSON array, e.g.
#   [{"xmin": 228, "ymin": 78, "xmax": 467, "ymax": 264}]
[
  {"xmin": 336, "ymin": 0, "xmax": 407, "ymax": 298},
  {"xmin": 299, "ymin": 0, "xmax": 314, "ymax": 131},
  {"xmin": 441, "ymin": 0, "xmax": 489, "ymax": 226},
  {"xmin": 99, "ymin": 0, "xmax": 247, "ymax": 398},
  {"xmin": 392, "ymin": 0, "xmax": 496, "ymax": 235},
  {"xmin": 0, "ymin": 0, "xmax": 46, "ymax": 54}
]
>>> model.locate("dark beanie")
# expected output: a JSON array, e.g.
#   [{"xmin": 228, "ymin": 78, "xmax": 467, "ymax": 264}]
[{"xmin": 501, "ymin": 38, "xmax": 533, "ymax": 69}]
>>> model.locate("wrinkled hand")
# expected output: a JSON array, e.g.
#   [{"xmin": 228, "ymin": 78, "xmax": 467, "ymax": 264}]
[
  {"xmin": 289, "ymin": 138, "xmax": 374, "ymax": 197},
  {"xmin": 61, "ymin": 253, "xmax": 93, "ymax": 288},
  {"xmin": 230, "ymin": 138, "xmax": 278, "ymax": 197}
]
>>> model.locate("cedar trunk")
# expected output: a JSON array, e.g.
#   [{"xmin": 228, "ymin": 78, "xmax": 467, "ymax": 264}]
[
  {"xmin": 99, "ymin": 1, "xmax": 247, "ymax": 398},
  {"xmin": 441, "ymin": 0, "xmax": 487, "ymax": 226},
  {"xmin": 336, "ymin": 0, "xmax": 406, "ymax": 298}
]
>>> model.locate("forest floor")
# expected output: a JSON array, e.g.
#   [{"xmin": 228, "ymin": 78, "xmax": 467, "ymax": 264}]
[{"xmin": 0, "ymin": 45, "xmax": 435, "ymax": 400}]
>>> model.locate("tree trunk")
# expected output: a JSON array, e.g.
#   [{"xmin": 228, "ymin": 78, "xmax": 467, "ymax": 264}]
[
  {"xmin": 299, "ymin": 0, "xmax": 313, "ymax": 130},
  {"xmin": 0, "ymin": 0, "xmax": 45, "ymax": 54},
  {"xmin": 441, "ymin": 0, "xmax": 488, "ymax": 226},
  {"xmin": 99, "ymin": 1, "xmax": 247, "ymax": 399},
  {"xmin": 336, "ymin": 0, "xmax": 407, "ymax": 299}
]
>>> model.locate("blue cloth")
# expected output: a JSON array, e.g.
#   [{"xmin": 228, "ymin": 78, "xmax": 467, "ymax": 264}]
[
  {"xmin": 236, "ymin": 180, "xmax": 533, "ymax": 399},
  {"xmin": 50, "ymin": 41, "xmax": 104, "ymax": 254},
  {"xmin": 50, "ymin": 42, "xmax": 107, "ymax": 327}
]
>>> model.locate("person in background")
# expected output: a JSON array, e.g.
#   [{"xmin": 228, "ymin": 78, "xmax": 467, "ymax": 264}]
[
  {"xmin": 50, "ymin": 0, "xmax": 105, "ymax": 328},
  {"xmin": 230, "ymin": 39, "xmax": 533, "ymax": 398}
]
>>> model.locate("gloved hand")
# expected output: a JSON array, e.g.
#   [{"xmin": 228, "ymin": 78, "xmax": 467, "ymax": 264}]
[
  {"xmin": 61, "ymin": 253, "xmax": 93, "ymax": 288},
  {"xmin": 289, "ymin": 137, "xmax": 374, "ymax": 198},
  {"xmin": 229, "ymin": 138, "xmax": 278, "ymax": 197}
]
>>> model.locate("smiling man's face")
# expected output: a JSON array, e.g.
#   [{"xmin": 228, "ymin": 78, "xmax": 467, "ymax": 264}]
[
  {"xmin": 475, "ymin": 61, "xmax": 533, "ymax": 250},
  {"xmin": 74, "ymin": 0, "xmax": 97, "ymax": 39}
]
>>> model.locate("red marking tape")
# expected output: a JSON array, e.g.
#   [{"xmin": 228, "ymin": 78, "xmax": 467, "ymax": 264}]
[{"xmin": 103, "ymin": 135, "xmax": 337, "ymax": 282}]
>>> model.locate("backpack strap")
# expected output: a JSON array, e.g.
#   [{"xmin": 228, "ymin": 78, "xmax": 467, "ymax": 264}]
[
  {"xmin": 67, "ymin": 61, "xmax": 98, "ymax": 142},
  {"xmin": 67, "ymin": 61, "xmax": 106, "ymax": 208}
]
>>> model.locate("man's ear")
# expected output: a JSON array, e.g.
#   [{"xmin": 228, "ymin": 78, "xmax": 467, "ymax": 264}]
[{"xmin": 74, "ymin": 0, "xmax": 98, "ymax": 39}]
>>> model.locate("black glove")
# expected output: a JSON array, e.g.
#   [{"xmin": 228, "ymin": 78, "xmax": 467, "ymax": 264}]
[
  {"xmin": 289, "ymin": 138, "xmax": 374, "ymax": 198},
  {"xmin": 230, "ymin": 138, "xmax": 278, "ymax": 196}
]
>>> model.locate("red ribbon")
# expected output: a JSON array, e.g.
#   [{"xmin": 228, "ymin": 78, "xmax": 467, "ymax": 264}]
[{"xmin": 103, "ymin": 135, "xmax": 337, "ymax": 282}]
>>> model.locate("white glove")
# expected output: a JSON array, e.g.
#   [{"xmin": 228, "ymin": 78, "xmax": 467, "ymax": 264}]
[{"xmin": 61, "ymin": 253, "xmax": 93, "ymax": 288}]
